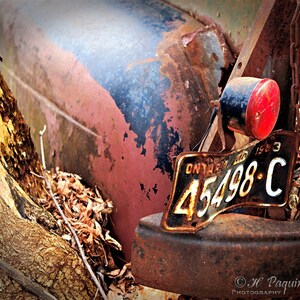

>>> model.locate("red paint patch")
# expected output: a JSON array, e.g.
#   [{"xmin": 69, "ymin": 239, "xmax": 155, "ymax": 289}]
[{"xmin": 0, "ymin": 1, "xmax": 174, "ymax": 258}]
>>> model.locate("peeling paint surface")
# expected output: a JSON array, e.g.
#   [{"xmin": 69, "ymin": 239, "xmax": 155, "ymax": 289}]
[
  {"xmin": 16, "ymin": 0, "xmax": 190, "ymax": 175},
  {"xmin": 0, "ymin": 0, "xmax": 234, "ymax": 258},
  {"xmin": 167, "ymin": 0, "xmax": 261, "ymax": 53}
]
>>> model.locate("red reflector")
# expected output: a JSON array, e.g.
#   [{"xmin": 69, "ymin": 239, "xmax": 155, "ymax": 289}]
[
  {"xmin": 220, "ymin": 77, "xmax": 280, "ymax": 140},
  {"xmin": 246, "ymin": 78, "xmax": 280, "ymax": 140}
]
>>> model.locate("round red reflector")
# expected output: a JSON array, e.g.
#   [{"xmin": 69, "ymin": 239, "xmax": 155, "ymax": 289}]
[
  {"xmin": 246, "ymin": 78, "xmax": 280, "ymax": 140},
  {"xmin": 220, "ymin": 77, "xmax": 280, "ymax": 140}
]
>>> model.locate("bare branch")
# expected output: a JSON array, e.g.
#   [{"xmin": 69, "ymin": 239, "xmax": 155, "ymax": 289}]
[
  {"xmin": 39, "ymin": 126, "xmax": 108, "ymax": 300},
  {"xmin": 30, "ymin": 171, "xmax": 45, "ymax": 179},
  {"xmin": 39, "ymin": 125, "xmax": 47, "ymax": 170}
]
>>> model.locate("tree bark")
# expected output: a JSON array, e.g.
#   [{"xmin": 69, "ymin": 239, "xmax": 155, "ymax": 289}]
[
  {"xmin": 0, "ymin": 72, "xmax": 45, "ymax": 201},
  {"xmin": 0, "ymin": 72, "xmax": 100, "ymax": 299}
]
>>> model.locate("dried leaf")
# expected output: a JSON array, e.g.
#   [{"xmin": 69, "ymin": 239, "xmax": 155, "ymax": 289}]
[
  {"xmin": 105, "ymin": 230, "xmax": 122, "ymax": 251},
  {"xmin": 94, "ymin": 220, "xmax": 105, "ymax": 241},
  {"xmin": 37, "ymin": 169, "xmax": 136, "ymax": 295},
  {"xmin": 106, "ymin": 199, "xmax": 114, "ymax": 208},
  {"xmin": 93, "ymin": 202, "xmax": 106, "ymax": 214},
  {"xmin": 107, "ymin": 263, "xmax": 130, "ymax": 279},
  {"xmin": 77, "ymin": 193, "xmax": 89, "ymax": 202},
  {"xmin": 56, "ymin": 179, "xmax": 70, "ymax": 196},
  {"xmin": 101, "ymin": 208, "xmax": 113, "ymax": 215},
  {"xmin": 71, "ymin": 204, "xmax": 80, "ymax": 214},
  {"xmin": 71, "ymin": 178, "xmax": 84, "ymax": 192},
  {"xmin": 118, "ymin": 281, "xmax": 126, "ymax": 294},
  {"xmin": 106, "ymin": 269, "xmax": 121, "ymax": 278}
]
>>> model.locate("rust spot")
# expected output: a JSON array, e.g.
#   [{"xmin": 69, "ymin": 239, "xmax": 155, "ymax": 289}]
[
  {"xmin": 158, "ymin": 21, "xmax": 235, "ymax": 150},
  {"xmin": 211, "ymin": 52, "xmax": 219, "ymax": 61}
]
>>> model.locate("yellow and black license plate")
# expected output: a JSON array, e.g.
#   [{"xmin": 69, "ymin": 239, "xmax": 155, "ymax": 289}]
[{"xmin": 161, "ymin": 130, "xmax": 298, "ymax": 233}]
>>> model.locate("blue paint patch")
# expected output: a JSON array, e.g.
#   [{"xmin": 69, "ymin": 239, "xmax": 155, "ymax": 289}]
[
  {"xmin": 151, "ymin": 122, "xmax": 183, "ymax": 176},
  {"xmin": 18, "ymin": 0, "xmax": 186, "ymax": 176}
]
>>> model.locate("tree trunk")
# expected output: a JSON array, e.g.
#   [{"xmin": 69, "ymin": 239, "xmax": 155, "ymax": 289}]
[
  {"xmin": 0, "ymin": 72, "xmax": 45, "ymax": 201},
  {"xmin": 0, "ymin": 71, "xmax": 100, "ymax": 299}
]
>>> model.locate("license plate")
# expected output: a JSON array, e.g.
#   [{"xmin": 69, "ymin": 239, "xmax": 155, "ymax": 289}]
[{"xmin": 161, "ymin": 130, "xmax": 298, "ymax": 233}]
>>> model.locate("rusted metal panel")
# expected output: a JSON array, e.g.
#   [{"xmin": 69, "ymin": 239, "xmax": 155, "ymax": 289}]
[
  {"xmin": 225, "ymin": 0, "xmax": 296, "ymax": 131},
  {"xmin": 0, "ymin": 0, "xmax": 237, "ymax": 258},
  {"xmin": 202, "ymin": 0, "xmax": 296, "ymax": 152},
  {"xmin": 166, "ymin": 0, "xmax": 262, "ymax": 53},
  {"xmin": 131, "ymin": 1, "xmax": 300, "ymax": 297},
  {"xmin": 132, "ymin": 212, "xmax": 300, "ymax": 298},
  {"xmin": 228, "ymin": 0, "xmax": 296, "ymax": 80},
  {"xmin": 182, "ymin": 24, "xmax": 234, "ymax": 103}
]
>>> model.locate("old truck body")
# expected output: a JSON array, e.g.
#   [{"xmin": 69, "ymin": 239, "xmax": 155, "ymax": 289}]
[{"xmin": 0, "ymin": 0, "xmax": 261, "ymax": 258}]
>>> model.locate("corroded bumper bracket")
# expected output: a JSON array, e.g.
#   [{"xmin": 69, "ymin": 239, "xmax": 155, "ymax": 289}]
[{"xmin": 132, "ymin": 212, "xmax": 300, "ymax": 298}]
